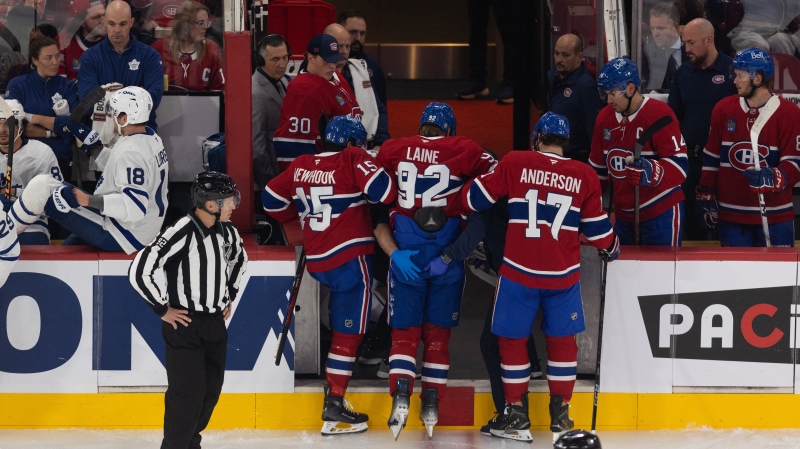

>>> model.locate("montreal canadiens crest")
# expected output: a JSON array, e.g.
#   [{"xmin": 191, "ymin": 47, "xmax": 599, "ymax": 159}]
[
  {"xmin": 563, "ymin": 87, "xmax": 572, "ymax": 97},
  {"xmin": 606, "ymin": 148, "xmax": 632, "ymax": 179},
  {"xmin": 712, "ymin": 75, "xmax": 725, "ymax": 84},
  {"xmin": 726, "ymin": 141, "xmax": 770, "ymax": 172}
]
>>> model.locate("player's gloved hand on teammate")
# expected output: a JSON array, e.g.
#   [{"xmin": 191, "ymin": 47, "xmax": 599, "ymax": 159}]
[
  {"xmin": 0, "ymin": 195, "xmax": 12, "ymax": 212},
  {"xmin": 598, "ymin": 235, "xmax": 620, "ymax": 262},
  {"xmin": 425, "ymin": 255, "xmax": 449, "ymax": 277},
  {"xmin": 694, "ymin": 187, "xmax": 718, "ymax": 231},
  {"xmin": 391, "ymin": 249, "xmax": 421, "ymax": 281},
  {"xmin": 743, "ymin": 166, "xmax": 786, "ymax": 193},
  {"xmin": 65, "ymin": 121, "xmax": 101, "ymax": 147},
  {"xmin": 624, "ymin": 157, "xmax": 663, "ymax": 186}
]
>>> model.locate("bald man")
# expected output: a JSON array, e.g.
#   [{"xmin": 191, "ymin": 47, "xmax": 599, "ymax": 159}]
[
  {"xmin": 667, "ymin": 18, "xmax": 737, "ymax": 241},
  {"xmin": 546, "ymin": 34, "xmax": 604, "ymax": 162},
  {"xmin": 77, "ymin": 0, "xmax": 163, "ymax": 130}
]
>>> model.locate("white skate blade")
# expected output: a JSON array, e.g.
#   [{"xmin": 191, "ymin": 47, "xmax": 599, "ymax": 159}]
[
  {"xmin": 388, "ymin": 411, "xmax": 408, "ymax": 441},
  {"xmin": 424, "ymin": 423, "xmax": 434, "ymax": 438},
  {"xmin": 320, "ymin": 421, "xmax": 368, "ymax": 436},
  {"xmin": 489, "ymin": 428, "xmax": 533, "ymax": 443}
]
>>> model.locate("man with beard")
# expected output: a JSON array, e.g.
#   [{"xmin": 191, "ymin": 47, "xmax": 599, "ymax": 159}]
[
  {"xmin": 667, "ymin": 18, "xmax": 736, "ymax": 241},
  {"xmin": 338, "ymin": 11, "xmax": 387, "ymax": 109},
  {"xmin": 546, "ymin": 34, "xmax": 604, "ymax": 163},
  {"xmin": 60, "ymin": 0, "xmax": 106, "ymax": 81}
]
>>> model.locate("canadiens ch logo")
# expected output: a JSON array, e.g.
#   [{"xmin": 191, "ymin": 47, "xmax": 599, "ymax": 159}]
[
  {"xmin": 727, "ymin": 141, "xmax": 770, "ymax": 172},
  {"xmin": 128, "ymin": 59, "xmax": 140, "ymax": 71},
  {"xmin": 606, "ymin": 147, "xmax": 632, "ymax": 179},
  {"xmin": 335, "ymin": 94, "xmax": 345, "ymax": 106},
  {"xmin": 726, "ymin": 119, "xmax": 736, "ymax": 132},
  {"xmin": 712, "ymin": 75, "xmax": 725, "ymax": 84},
  {"xmin": 603, "ymin": 128, "xmax": 612, "ymax": 141},
  {"xmin": 563, "ymin": 87, "xmax": 572, "ymax": 97}
]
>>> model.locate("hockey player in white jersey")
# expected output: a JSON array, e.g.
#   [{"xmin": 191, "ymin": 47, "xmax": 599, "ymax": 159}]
[
  {"xmin": 0, "ymin": 100, "xmax": 63, "ymax": 245},
  {"xmin": 0, "ymin": 208, "xmax": 19, "ymax": 287},
  {"xmin": 9, "ymin": 87, "xmax": 169, "ymax": 253}
]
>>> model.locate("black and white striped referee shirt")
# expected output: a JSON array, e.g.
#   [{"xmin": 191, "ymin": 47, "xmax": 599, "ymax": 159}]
[{"xmin": 129, "ymin": 210, "xmax": 248, "ymax": 316}]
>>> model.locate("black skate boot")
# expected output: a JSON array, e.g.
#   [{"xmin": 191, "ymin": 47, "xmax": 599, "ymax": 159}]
[
  {"xmin": 387, "ymin": 377, "xmax": 411, "ymax": 440},
  {"xmin": 419, "ymin": 388, "xmax": 439, "ymax": 438},
  {"xmin": 320, "ymin": 385, "xmax": 369, "ymax": 436},
  {"xmin": 488, "ymin": 402, "xmax": 532, "ymax": 443},
  {"xmin": 549, "ymin": 394, "xmax": 574, "ymax": 441}
]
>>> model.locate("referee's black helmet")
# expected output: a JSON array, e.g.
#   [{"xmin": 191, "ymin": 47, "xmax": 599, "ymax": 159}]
[{"xmin": 192, "ymin": 171, "xmax": 239, "ymax": 209}]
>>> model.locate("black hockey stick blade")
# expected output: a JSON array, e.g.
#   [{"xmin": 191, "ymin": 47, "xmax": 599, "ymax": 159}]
[
  {"xmin": 274, "ymin": 249, "xmax": 307, "ymax": 366},
  {"xmin": 70, "ymin": 86, "xmax": 106, "ymax": 123},
  {"xmin": 5, "ymin": 116, "xmax": 15, "ymax": 200},
  {"xmin": 633, "ymin": 116, "xmax": 673, "ymax": 161},
  {"xmin": 0, "ymin": 24, "xmax": 20, "ymax": 52}
]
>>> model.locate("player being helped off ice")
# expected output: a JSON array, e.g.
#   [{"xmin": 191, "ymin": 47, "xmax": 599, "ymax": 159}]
[
  {"xmin": 464, "ymin": 112, "xmax": 620, "ymax": 444},
  {"xmin": 262, "ymin": 115, "xmax": 396, "ymax": 436}
]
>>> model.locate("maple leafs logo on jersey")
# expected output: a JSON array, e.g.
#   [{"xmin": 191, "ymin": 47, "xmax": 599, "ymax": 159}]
[{"xmin": 128, "ymin": 59, "xmax": 140, "ymax": 71}]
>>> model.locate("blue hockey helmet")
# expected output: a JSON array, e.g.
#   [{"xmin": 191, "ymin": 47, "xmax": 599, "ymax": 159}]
[
  {"xmin": 597, "ymin": 57, "xmax": 641, "ymax": 91},
  {"xmin": 533, "ymin": 112, "xmax": 570, "ymax": 139},
  {"xmin": 419, "ymin": 102, "xmax": 457, "ymax": 135},
  {"xmin": 325, "ymin": 115, "xmax": 368, "ymax": 149},
  {"xmin": 732, "ymin": 47, "xmax": 774, "ymax": 80}
]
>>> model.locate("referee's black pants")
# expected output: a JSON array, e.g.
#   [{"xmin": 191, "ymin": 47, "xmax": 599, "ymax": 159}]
[{"xmin": 161, "ymin": 313, "xmax": 227, "ymax": 449}]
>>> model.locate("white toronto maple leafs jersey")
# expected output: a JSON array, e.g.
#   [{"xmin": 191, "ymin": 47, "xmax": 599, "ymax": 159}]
[
  {"xmin": 92, "ymin": 128, "xmax": 169, "ymax": 253},
  {"xmin": 0, "ymin": 140, "xmax": 62, "ymax": 239}
]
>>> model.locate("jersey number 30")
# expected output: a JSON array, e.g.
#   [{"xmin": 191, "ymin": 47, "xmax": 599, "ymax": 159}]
[{"xmin": 525, "ymin": 189, "xmax": 573, "ymax": 240}]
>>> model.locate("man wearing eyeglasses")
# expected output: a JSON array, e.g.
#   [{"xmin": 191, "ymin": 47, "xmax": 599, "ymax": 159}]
[{"xmin": 252, "ymin": 34, "xmax": 290, "ymax": 186}]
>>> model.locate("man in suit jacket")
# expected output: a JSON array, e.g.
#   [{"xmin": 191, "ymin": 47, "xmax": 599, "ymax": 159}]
[{"xmin": 252, "ymin": 34, "xmax": 290, "ymax": 189}]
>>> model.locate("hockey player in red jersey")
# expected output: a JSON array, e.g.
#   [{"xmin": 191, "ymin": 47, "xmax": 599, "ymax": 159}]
[
  {"xmin": 697, "ymin": 48, "xmax": 800, "ymax": 247},
  {"xmin": 273, "ymin": 33, "xmax": 361, "ymax": 170},
  {"xmin": 375, "ymin": 102, "xmax": 496, "ymax": 439},
  {"xmin": 589, "ymin": 57, "xmax": 688, "ymax": 246},
  {"xmin": 262, "ymin": 116, "xmax": 395, "ymax": 435},
  {"xmin": 151, "ymin": 2, "xmax": 224, "ymax": 92},
  {"xmin": 465, "ymin": 112, "xmax": 620, "ymax": 443},
  {"xmin": 59, "ymin": 0, "xmax": 106, "ymax": 80}
]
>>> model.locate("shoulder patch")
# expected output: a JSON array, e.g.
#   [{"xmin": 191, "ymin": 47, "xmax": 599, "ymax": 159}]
[
  {"xmin": 603, "ymin": 128, "xmax": 612, "ymax": 141},
  {"xmin": 335, "ymin": 93, "xmax": 345, "ymax": 106},
  {"xmin": 726, "ymin": 119, "xmax": 736, "ymax": 132}
]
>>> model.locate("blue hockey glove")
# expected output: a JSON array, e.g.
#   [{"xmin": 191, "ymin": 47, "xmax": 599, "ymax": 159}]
[
  {"xmin": 694, "ymin": 187, "xmax": 718, "ymax": 231},
  {"xmin": 391, "ymin": 249, "xmax": 421, "ymax": 281},
  {"xmin": 65, "ymin": 121, "xmax": 101, "ymax": 147},
  {"xmin": 598, "ymin": 235, "xmax": 620, "ymax": 262},
  {"xmin": 0, "ymin": 195, "xmax": 12, "ymax": 212},
  {"xmin": 625, "ymin": 157, "xmax": 663, "ymax": 186},
  {"xmin": 425, "ymin": 255, "xmax": 449, "ymax": 276},
  {"xmin": 743, "ymin": 166, "xmax": 786, "ymax": 193}
]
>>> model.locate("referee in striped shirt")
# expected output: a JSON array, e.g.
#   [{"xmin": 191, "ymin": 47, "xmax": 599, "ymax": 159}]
[{"xmin": 129, "ymin": 172, "xmax": 248, "ymax": 449}]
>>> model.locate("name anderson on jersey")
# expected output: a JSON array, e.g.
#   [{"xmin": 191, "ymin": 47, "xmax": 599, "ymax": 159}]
[
  {"xmin": 520, "ymin": 168, "xmax": 582, "ymax": 194},
  {"xmin": 294, "ymin": 168, "xmax": 336, "ymax": 184}
]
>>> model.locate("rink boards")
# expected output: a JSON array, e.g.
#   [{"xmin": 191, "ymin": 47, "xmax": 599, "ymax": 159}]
[{"xmin": 3, "ymin": 246, "xmax": 800, "ymax": 429}]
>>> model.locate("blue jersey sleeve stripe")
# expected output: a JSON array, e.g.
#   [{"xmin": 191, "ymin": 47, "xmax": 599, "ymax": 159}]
[
  {"xmin": 468, "ymin": 180, "xmax": 495, "ymax": 212},
  {"xmin": 364, "ymin": 170, "xmax": 392, "ymax": 203},
  {"xmin": 122, "ymin": 187, "xmax": 148, "ymax": 215},
  {"xmin": 274, "ymin": 140, "xmax": 316, "ymax": 160},
  {"xmin": 0, "ymin": 237, "xmax": 19, "ymax": 255},
  {"xmin": 260, "ymin": 187, "xmax": 292, "ymax": 211}
]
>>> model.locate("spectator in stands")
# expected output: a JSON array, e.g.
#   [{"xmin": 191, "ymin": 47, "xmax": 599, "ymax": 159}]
[
  {"xmin": 252, "ymin": 33, "xmax": 289, "ymax": 188},
  {"xmin": 5, "ymin": 36, "xmax": 81, "ymax": 181},
  {"xmin": 78, "ymin": 0, "xmax": 163, "ymax": 130},
  {"xmin": 324, "ymin": 23, "xmax": 389, "ymax": 149},
  {"xmin": 668, "ymin": 18, "xmax": 736, "ymax": 241},
  {"xmin": 650, "ymin": 2, "xmax": 686, "ymax": 91},
  {"xmin": 59, "ymin": 0, "xmax": 106, "ymax": 81},
  {"xmin": 547, "ymin": 34, "xmax": 604, "ymax": 163},
  {"xmin": 727, "ymin": 0, "xmax": 799, "ymax": 55},
  {"xmin": 338, "ymin": 10, "xmax": 388, "ymax": 108},
  {"xmin": 151, "ymin": 1, "xmax": 224, "ymax": 92}
]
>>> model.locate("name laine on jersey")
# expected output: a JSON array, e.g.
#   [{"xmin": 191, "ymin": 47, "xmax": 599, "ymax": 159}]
[
  {"xmin": 293, "ymin": 168, "xmax": 336, "ymax": 184},
  {"xmin": 155, "ymin": 149, "xmax": 168, "ymax": 168},
  {"xmin": 405, "ymin": 147, "xmax": 439, "ymax": 164},
  {"xmin": 520, "ymin": 168, "xmax": 582, "ymax": 194}
]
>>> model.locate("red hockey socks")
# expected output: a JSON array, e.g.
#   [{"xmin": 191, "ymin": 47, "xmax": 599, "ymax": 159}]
[
  {"xmin": 421, "ymin": 323, "xmax": 451, "ymax": 399},
  {"xmin": 325, "ymin": 331, "xmax": 364, "ymax": 397},
  {"xmin": 498, "ymin": 335, "xmax": 531, "ymax": 404},
  {"xmin": 545, "ymin": 334, "xmax": 578, "ymax": 402},
  {"xmin": 388, "ymin": 326, "xmax": 421, "ymax": 396}
]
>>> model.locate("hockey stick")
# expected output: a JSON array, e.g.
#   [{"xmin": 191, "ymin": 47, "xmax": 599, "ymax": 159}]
[
  {"xmin": 274, "ymin": 249, "xmax": 307, "ymax": 366},
  {"xmin": 70, "ymin": 87, "xmax": 107, "ymax": 123},
  {"xmin": 632, "ymin": 116, "xmax": 673, "ymax": 245},
  {"xmin": 0, "ymin": 97, "xmax": 15, "ymax": 200},
  {"xmin": 0, "ymin": 24, "xmax": 21, "ymax": 52},
  {"xmin": 591, "ymin": 253, "xmax": 609, "ymax": 433},
  {"xmin": 749, "ymin": 95, "xmax": 781, "ymax": 248}
]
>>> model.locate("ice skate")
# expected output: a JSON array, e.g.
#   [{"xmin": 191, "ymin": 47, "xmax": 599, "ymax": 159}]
[
  {"xmin": 549, "ymin": 395, "xmax": 574, "ymax": 442},
  {"xmin": 387, "ymin": 377, "xmax": 411, "ymax": 440},
  {"xmin": 320, "ymin": 385, "xmax": 369, "ymax": 436},
  {"xmin": 488, "ymin": 402, "xmax": 532, "ymax": 443},
  {"xmin": 419, "ymin": 388, "xmax": 439, "ymax": 438}
]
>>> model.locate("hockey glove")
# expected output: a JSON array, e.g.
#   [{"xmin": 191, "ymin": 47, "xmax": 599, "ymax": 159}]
[
  {"xmin": 0, "ymin": 195, "xmax": 12, "ymax": 212},
  {"xmin": 625, "ymin": 157, "xmax": 663, "ymax": 186},
  {"xmin": 598, "ymin": 235, "xmax": 620, "ymax": 262},
  {"xmin": 743, "ymin": 166, "xmax": 787, "ymax": 193},
  {"xmin": 65, "ymin": 121, "xmax": 101, "ymax": 147},
  {"xmin": 694, "ymin": 187, "xmax": 718, "ymax": 231},
  {"xmin": 425, "ymin": 255, "xmax": 449, "ymax": 277},
  {"xmin": 391, "ymin": 249, "xmax": 421, "ymax": 281}
]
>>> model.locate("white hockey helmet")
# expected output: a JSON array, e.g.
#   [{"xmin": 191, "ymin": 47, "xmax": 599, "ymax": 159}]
[
  {"xmin": 0, "ymin": 99, "xmax": 25, "ymax": 141},
  {"xmin": 106, "ymin": 86, "xmax": 153, "ymax": 128}
]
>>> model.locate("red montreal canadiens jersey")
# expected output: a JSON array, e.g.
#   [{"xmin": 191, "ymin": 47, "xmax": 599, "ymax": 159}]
[
  {"xmin": 466, "ymin": 151, "xmax": 615, "ymax": 289},
  {"xmin": 273, "ymin": 72, "xmax": 360, "ymax": 170},
  {"xmin": 376, "ymin": 135, "xmax": 496, "ymax": 219},
  {"xmin": 700, "ymin": 95, "xmax": 800, "ymax": 225},
  {"xmin": 60, "ymin": 36, "xmax": 90, "ymax": 80},
  {"xmin": 262, "ymin": 147, "xmax": 395, "ymax": 272},
  {"xmin": 589, "ymin": 98, "xmax": 688, "ymax": 222},
  {"xmin": 151, "ymin": 39, "xmax": 224, "ymax": 91}
]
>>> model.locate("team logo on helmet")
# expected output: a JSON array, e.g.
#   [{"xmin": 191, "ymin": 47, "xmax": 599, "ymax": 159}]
[
  {"xmin": 606, "ymin": 148, "xmax": 631, "ymax": 179},
  {"xmin": 727, "ymin": 119, "xmax": 736, "ymax": 132},
  {"xmin": 727, "ymin": 141, "xmax": 770, "ymax": 172},
  {"xmin": 713, "ymin": 75, "xmax": 725, "ymax": 84}
]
